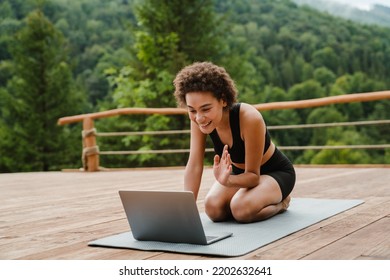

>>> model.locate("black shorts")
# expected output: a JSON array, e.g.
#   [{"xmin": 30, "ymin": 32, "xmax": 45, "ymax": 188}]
[{"xmin": 231, "ymin": 148, "xmax": 296, "ymax": 200}]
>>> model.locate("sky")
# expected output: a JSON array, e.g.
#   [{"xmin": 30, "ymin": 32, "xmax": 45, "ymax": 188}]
[{"xmin": 329, "ymin": 0, "xmax": 390, "ymax": 10}]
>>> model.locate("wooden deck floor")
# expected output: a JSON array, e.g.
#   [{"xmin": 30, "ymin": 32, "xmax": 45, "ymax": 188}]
[{"xmin": 0, "ymin": 166, "xmax": 389, "ymax": 260}]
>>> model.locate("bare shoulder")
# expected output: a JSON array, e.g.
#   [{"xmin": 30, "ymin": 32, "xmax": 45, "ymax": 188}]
[
  {"xmin": 239, "ymin": 103, "xmax": 266, "ymax": 141},
  {"xmin": 239, "ymin": 103, "xmax": 265, "ymax": 124}
]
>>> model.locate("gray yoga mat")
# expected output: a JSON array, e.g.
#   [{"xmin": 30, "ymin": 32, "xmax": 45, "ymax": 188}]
[{"xmin": 89, "ymin": 198, "xmax": 363, "ymax": 257}]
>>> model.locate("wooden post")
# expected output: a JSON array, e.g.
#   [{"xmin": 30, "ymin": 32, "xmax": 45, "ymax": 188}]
[{"xmin": 82, "ymin": 118, "xmax": 99, "ymax": 171}]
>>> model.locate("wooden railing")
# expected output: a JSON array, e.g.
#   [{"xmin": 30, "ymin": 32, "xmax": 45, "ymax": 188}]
[{"xmin": 58, "ymin": 90, "xmax": 390, "ymax": 171}]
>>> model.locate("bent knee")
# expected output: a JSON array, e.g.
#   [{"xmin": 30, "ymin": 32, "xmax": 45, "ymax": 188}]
[
  {"xmin": 230, "ymin": 197, "xmax": 257, "ymax": 223},
  {"xmin": 205, "ymin": 195, "xmax": 230, "ymax": 222},
  {"xmin": 230, "ymin": 205, "xmax": 253, "ymax": 223}
]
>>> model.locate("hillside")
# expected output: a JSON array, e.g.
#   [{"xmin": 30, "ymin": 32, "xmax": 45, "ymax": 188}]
[{"xmin": 292, "ymin": 0, "xmax": 390, "ymax": 27}]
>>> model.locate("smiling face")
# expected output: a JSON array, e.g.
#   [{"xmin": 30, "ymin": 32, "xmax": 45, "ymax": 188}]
[{"xmin": 185, "ymin": 91, "xmax": 227, "ymax": 134}]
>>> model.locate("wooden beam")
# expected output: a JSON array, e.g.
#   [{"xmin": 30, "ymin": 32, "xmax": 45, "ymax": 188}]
[
  {"xmin": 82, "ymin": 118, "xmax": 99, "ymax": 172},
  {"xmin": 58, "ymin": 90, "xmax": 390, "ymax": 125},
  {"xmin": 58, "ymin": 107, "xmax": 187, "ymax": 125},
  {"xmin": 253, "ymin": 90, "xmax": 390, "ymax": 111}
]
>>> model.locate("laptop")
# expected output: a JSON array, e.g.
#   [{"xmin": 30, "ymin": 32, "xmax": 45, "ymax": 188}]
[{"xmin": 118, "ymin": 190, "xmax": 232, "ymax": 245}]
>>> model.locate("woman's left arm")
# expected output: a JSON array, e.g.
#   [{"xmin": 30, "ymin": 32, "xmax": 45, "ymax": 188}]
[{"xmin": 223, "ymin": 104, "xmax": 265, "ymax": 188}]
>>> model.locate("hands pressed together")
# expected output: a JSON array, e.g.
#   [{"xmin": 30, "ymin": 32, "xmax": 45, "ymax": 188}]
[{"xmin": 213, "ymin": 145, "xmax": 232, "ymax": 187}]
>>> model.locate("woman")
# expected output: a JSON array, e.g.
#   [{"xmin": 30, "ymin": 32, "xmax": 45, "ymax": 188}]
[{"xmin": 173, "ymin": 62, "xmax": 295, "ymax": 223}]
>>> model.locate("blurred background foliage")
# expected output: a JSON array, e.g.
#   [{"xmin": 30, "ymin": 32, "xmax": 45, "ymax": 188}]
[{"xmin": 1, "ymin": 0, "xmax": 390, "ymax": 172}]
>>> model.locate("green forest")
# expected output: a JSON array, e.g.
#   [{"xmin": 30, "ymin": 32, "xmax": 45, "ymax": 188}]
[
  {"xmin": 1, "ymin": 0, "xmax": 390, "ymax": 172},
  {"xmin": 293, "ymin": 0, "xmax": 390, "ymax": 27}
]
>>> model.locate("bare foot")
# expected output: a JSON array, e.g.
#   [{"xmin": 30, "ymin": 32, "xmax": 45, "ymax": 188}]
[{"xmin": 279, "ymin": 195, "xmax": 291, "ymax": 213}]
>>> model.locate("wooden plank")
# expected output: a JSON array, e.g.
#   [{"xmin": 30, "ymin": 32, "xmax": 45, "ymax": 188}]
[
  {"xmin": 0, "ymin": 167, "xmax": 389, "ymax": 260},
  {"xmin": 292, "ymin": 168, "xmax": 390, "ymax": 199},
  {"xmin": 304, "ymin": 216, "xmax": 390, "ymax": 260},
  {"xmin": 357, "ymin": 238, "xmax": 390, "ymax": 260},
  {"xmin": 247, "ymin": 198, "xmax": 390, "ymax": 260},
  {"xmin": 0, "ymin": 168, "xmax": 198, "ymax": 260}
]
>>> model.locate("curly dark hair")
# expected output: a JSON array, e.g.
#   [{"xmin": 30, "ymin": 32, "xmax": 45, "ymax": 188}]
[{"xmin": 173, "ymin": 62, "xmax": 238, "ymax": 108}]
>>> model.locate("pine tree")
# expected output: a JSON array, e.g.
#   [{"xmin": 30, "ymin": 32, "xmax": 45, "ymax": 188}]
[
  {"xmin": 100, "ymin": 0, "xmax": 223, "ymax": 167},
  {"xmin": 0, "ymin": 9, "xmax": 86, "ymax": 172},
  {"xmin": 109, "ymin": 0, "xmax": 223, "ymax": 108}
]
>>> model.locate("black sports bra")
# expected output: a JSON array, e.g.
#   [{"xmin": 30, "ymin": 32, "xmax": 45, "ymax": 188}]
[{"xmin": 209, "ymin": 103, "xmax": 271, "ymax": 165}]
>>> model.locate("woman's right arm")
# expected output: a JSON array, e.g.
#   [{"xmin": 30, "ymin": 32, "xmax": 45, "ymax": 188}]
[{"xmin": 184, "ymin": 121, "xmax": 207, "ymax": 200}]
